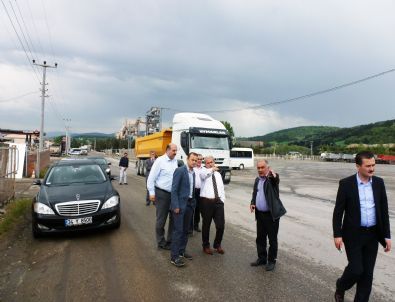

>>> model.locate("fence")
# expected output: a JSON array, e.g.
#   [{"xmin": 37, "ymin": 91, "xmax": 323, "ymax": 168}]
[{"xmin": 0, "ymin": 146, "xmax": 17, "ymax": 205}]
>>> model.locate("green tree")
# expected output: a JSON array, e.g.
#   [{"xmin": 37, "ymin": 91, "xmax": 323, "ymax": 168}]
[
  {"xmin": 221, "ymin": 121, "xmax": 235, "ymax": 140},
  {"xmin": 53, "ymin": 135, "xmax": 63, "ymax": 144}
]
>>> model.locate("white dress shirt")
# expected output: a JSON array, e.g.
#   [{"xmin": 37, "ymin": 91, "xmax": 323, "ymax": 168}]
[
  {"xmin": 199, "ymin": 167, "xmax": 225, "ymax": 202},
  {"xmin": 193, "ymin": 166, "xmax": 203, "ymax": 189},
  {"xmin": 147, "ymin": 154, "xmax": 178, "ymax": 195}
]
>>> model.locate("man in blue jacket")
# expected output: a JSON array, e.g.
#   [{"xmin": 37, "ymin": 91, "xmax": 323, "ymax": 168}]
[{"xmin": 170, "ymin": 152, "xmax": 198, "ymax": 267}]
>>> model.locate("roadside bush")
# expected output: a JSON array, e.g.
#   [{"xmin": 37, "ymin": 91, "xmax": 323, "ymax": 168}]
[{"xmin": 0, "ymin": 199, "xmax": 31, "ymax": 236}]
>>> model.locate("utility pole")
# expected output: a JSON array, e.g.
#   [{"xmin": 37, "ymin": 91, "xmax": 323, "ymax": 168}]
[
  {"xmin": 310, "ymin": 141, "xmax": 313, "ymax": 157},
  {"xmin": 63, "ymin": 118, "xmax": 71, "ymax": 155},
  {"xmin": 33, "ymin": 60, "xmax": 57, "ymax": 178}
]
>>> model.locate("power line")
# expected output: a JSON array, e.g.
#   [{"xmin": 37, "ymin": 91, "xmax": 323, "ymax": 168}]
[
  {"xmin": 0, "ymin": 91, "xmax": 38, "ymax": 103},
  {"xmin": 1, "ymin": 0, "xmax": 41, "ymax": 83},
  {"xmin": 14, "ymin": 0, "xmax": 40, "ymax": 61},
  {"xmin": 25, "ymin": 0, "xmax": 46, "ymax": 59},
  {"xmin": 199, "ymin": 68, "xmax": 395, "ymax": 113}
]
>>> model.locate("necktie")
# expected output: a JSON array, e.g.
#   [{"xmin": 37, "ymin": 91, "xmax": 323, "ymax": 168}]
[{"xmin": 212, "ymin": 174, "xmax": 219, "ymax": 199}]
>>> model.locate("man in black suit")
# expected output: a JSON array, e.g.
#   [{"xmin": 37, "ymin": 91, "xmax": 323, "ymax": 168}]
[
  {"xmin": 333, "ymin": 151, "xmax": 391, "ymax": 302},
  {"xmin": 250, "ymin": 159, "xmax": 286, "ymax": 271}
]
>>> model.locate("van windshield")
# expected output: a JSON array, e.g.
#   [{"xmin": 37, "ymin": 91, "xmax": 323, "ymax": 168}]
[{"xmin": 190, "ymin": 135, "xmax": 229, "ymax": 150}]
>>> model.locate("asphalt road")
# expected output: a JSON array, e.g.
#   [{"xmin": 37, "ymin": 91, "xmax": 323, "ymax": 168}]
[{"xmin": 0, "ymin": 157, "xmax": 393, "ymax": 302}]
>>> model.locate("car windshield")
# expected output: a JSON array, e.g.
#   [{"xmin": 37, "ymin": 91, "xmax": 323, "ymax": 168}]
[
  {"xmin": 91, "ymin": 158, "xmax": 107, "ymax": 165},
  {"xmin": 45, "ymin": 164, "xmax": 106, "ymax": 186},
  {"xmin": 190, "ymin": 135, "xmax": 229, "ymax": 150}
]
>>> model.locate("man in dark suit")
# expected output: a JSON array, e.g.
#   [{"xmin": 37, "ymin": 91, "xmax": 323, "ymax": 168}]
[
  {"xmin": 333, "ymin": 151, "xmax": 391, "ymax": 302},
  {"xmin": 170, "ymin": 152, "xmax": 198, "ymax": 267},
  {"xmin": 250, "ymin": 159, "xmax": 286, "ymax": 271}
]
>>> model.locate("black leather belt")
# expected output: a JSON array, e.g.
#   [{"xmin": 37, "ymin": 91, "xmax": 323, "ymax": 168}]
[
  {"xmin": 155, "ymin": 186, "xmax": 171, "ymax": 194},
  {"xmin": 360, "ymin": 225, "xmax": 376, "ymax": 231}
]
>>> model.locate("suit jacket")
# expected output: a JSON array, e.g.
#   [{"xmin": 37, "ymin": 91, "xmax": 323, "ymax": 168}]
[
  {"xmin": 171, "ymin": 165, "xmax": 195, "ymax": 211},
  {"xmin": 145, "ymin": 158, "xmax": 155, "ymax": 177},
  {"xmin": 251, "ymin": 174, "xmax": 286, "ymax": 221},
  {"xmin": 332, "ymin": 174, "xmax": 391, "ymax": 247}
]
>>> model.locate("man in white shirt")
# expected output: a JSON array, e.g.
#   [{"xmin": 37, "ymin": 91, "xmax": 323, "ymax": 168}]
[
  {"xmin": 147, "ymin": 144, "xmax": 178, "ymax": 250},
  {"xmin": 199, "ymin": 155, "xmax": 226, "ymax": 255},
  {"xmin": 189, "ymin": 154, "xmax": 203, "ymax": 233}
]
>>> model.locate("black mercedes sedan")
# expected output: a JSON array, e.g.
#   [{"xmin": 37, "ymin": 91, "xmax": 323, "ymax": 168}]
[{"xmin": 32, "ymin": 159, "xmax": 120, "ymax": 238}]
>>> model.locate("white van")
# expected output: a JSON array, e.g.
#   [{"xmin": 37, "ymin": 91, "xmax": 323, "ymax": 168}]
[{"xmin": 230, "ymin": 147, "xmax": 254, "ymax": 170}]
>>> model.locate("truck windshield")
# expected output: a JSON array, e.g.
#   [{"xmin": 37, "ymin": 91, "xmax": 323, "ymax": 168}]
[{"xmin": 190, "ymin": 135, "xmax": 229, "ymax": 150}]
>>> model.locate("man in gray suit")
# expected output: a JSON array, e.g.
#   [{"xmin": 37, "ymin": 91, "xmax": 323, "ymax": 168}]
[
  {"xmin": 170, "ymin": 152, "xmax": 198, "ymax": 267},
  {"xmin": 145, "ymin": 151, "xmax": 156, "ymax": 206}
]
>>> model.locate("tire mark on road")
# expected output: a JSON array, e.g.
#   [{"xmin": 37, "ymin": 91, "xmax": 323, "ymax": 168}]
[{"xmin": 54, "ymin": 243, "xmax": 71, "ymax": 302}]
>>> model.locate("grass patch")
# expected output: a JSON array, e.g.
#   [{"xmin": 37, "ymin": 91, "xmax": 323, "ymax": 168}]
[{"xmin": 0, "ymin": 198, "xmax": 31, "ymax": 236}]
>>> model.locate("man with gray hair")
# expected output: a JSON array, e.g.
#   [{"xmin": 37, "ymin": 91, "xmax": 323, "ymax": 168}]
[
  {"xmin": 250, "ymin": 159, "xmax": 286, "ymax": 271},
  {"xmin": 199, "ymin": 155, "xmax": 226, "ymax": 255},
  {"xmin": 147, "ymin": 144, "xmax": 178, "ymax": 250}
]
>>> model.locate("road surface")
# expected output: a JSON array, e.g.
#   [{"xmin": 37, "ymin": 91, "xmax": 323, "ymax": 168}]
[{"xmin": 0, "ymin": 157, "xmax": 393, "ymax": 301}]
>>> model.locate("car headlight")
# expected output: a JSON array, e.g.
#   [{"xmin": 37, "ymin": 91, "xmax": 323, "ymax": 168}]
[
  {"xmin": 34, "ymin": 202, "xmax": 55, "ymax": 215},
  {"xmin": 102, "ymin": 196, "xmax": 119, "ymax": 209}
]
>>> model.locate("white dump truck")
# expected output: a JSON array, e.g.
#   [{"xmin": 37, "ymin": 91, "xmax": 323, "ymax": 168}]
[{"xmin": 135, "ymin": 112, "xmax": 232, "ymax": 184}]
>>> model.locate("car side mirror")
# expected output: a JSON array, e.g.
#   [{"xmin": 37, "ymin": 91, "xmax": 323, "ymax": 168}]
[
  {"xmin": 106, "ymin": 168, "xmax": 111, "ymax": 175},
  {"xmin": 33, "ymin": 179, "xmax": 41, "ymax": 186}
]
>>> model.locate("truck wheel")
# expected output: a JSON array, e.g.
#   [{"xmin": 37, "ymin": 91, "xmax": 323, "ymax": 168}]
[
  {"xmin": 137, "ymin": 160, "xmax": 141, "ymax": 175},
  {"xmin": 141, "ymin": 163, "xmax": 145, "ymax": 177}
]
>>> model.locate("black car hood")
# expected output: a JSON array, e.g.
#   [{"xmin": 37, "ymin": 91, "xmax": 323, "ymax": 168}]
[{"xmin": 39, "ymin": 181, "xmax": 115, "ymax": 205}]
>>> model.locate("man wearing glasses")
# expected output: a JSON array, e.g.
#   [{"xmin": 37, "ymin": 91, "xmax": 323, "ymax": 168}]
[{"xmin": 199, "ymin": 155, "xmax": 226, "ymax": 255}]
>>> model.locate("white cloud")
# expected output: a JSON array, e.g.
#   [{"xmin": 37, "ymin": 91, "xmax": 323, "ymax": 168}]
[{"xmin": 1, "ymin": 0, "xmax": 394, "ymax": 136}]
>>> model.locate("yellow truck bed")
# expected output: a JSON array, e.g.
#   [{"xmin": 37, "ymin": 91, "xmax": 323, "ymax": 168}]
[{"xmin": 135, "ymin": 129, "xmax": 172, "ymax": 159}]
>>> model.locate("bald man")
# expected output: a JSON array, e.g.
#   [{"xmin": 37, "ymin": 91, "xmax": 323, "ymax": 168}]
[{"xmin": 250, "ymin": 159, "xmax": 286, "ymax": 271}]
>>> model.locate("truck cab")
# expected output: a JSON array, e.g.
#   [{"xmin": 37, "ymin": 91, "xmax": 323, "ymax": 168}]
[{"xmin": 171, "ymin": 113, "xmax": 232, "ymax": 184}]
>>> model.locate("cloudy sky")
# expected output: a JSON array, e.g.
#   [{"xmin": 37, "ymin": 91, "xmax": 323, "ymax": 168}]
[{"xmin": 1, "ymin": 0, "xmax": 394, "ymax": 137}]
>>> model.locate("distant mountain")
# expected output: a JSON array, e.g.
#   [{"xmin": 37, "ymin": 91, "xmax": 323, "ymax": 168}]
[
  {"xmin": 46, "ymin": 132, "xmax": 115, "ymax": 138},
  {"xmin": 247, "ymin": 126, "xmax": 339, "ymax": 143},
  {"xmin": 73, "ymin": 132, "xmax": 115, "ymax": 138},
  {"xmin": 243, "ymin": 119, "xmax": 395, "ymax": 146}
]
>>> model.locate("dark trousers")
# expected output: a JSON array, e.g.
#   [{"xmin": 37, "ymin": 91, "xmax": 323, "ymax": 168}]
[
  {"xmin": 200, "ymin": 198, "xmax": 225, "ymax": 248},
  {"xmin": 155, "ymin": 188, "xmax": 173, "ymax": 246},
  {"xmin": 256, "ymin": 210, "xmax": 279, "ymax": 263},
  {"xmin": 336, "ymin": 228, "xmax": 379, "ymax": 302},
  {"xmin": 189, "ymin": 189, "xmax": 201, "ymax": 231},
  {"xmin": 171, "ymin": 202, "xmax": 194, "ymax": 260}
]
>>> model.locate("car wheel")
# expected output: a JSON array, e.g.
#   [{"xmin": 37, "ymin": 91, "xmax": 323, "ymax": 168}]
[
  {"xmin": 114, "ymin": 214, "xmax": 121, "ymax": 229},
  {"xmin": 239, "ymin": 164, "xmax": 244, "ymax": 170},
  {"xmin": 32, "ymin": 223, "xmax": 43, "ymax": 238}
]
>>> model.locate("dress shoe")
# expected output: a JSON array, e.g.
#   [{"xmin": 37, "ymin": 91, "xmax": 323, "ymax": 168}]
[
  {"xmin": 158, "ymin": 243, "xmax": 171, "ymax": 250},
  {"xmin": 203, "ymin": 247, "xmax": 214, "ymax": 255},
  {"xmin": 265, "ymin": 262, "xmax": 276, "ymax": 271},
  {"xmin": 215, "ymin": 247, "xmax": 225, "ymax": 254},
  {"xmin": 250, "ymin": 259, "xmax": 267, "ymax": 267},
  {"xmin": 334, "ymin": 289, "xmax": 344, "ymax": 302},
  {"xmin": 180, "ymin": 252, "xmax": 193, "ymax": 260},
  {"xmin": 170, "ymin": 257, "xmax": 185, "ymax": 267}
]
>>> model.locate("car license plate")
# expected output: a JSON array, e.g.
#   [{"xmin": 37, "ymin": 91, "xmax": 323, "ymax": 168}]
[{"xmin": 65, "ymin": 217, "xmax": 93, "ymax": 227}]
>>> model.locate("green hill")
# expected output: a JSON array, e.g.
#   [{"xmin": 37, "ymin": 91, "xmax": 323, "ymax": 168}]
[
  {"xmin": 248, "ymin": 126, "xmax": 339, "ymax": 143},
  {"xmin": 241, "ymin": 119, "xmax": 395, "ymax": 154}
]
